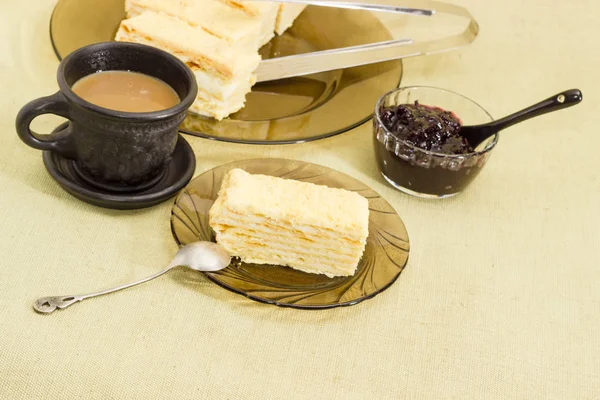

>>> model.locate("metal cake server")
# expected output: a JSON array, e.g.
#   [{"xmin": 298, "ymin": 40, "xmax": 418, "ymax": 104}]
[
  {"xmin": 254, "ymin": 0, "xmax": 478, "ymax": 82},
  {"xmin": 33, "ymin": 242, "xmax": 231, "ymax": 314}
]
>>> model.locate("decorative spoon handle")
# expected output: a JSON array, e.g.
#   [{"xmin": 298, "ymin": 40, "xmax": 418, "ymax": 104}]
[
  {"xmin": 33, "ymin": 264, "xmax": 177, "ymax": 314},
  {"xmin": 484, "ymin": 89, "xmax": 583, "ymax": 133},
  {"xmin": 33, "ymin": 295, "xmax": 85, "ymax": 313}
]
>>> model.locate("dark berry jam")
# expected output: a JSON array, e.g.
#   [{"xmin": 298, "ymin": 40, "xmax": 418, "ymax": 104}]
[
  {"xmin": 378, "ymin": 101, "xmax": 472, "ymax": 155},
  {"xmin": 374, "ymin": 102, "xmax": 486, "ymax": 197}
]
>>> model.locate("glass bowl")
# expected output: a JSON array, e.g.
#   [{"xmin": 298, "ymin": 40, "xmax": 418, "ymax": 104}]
[{"xmin": 373, "ymin": 86, "xmax": 498, "ymax": 199}]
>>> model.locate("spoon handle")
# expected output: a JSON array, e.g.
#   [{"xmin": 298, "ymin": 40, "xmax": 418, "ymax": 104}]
[
  {"xmin": 487, "ymin": 89, "xmax": 582, "ymax": 132},
  {"xmin": 33, "ymin": 263, "xmax": 178, "ymax": 314}
]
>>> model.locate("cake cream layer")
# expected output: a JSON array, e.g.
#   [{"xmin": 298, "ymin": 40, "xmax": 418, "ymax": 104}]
[
  {"xmin": 211, "ymin": 212, "xmax": 366, "ymax": 244},
  {"xmin": 211, "ymin": 169, "xmax": 369, "ymax": 236},
  {"xmin": 115, "ymin": 11, "xmax": 260, "ymax": 81},
  {"xmin": 191, "ymin": 88, "xmax": 249, "ymax": 120},
  {"xmin": 215, "ymin": 239, "xmax": 359, "ymax": 277},
  {"xmin": 216, "ymin": 0, "xmax": 279, "ymax": 46},
  {"xmin": 192, "ymin": 67, "xmax": 256, "ymax": 102},
  {"xmin": 218, "ymin": 0, "xmax": 279, "ymax": 18},
  {"xmin": 275, "ymin": 4, "xmax": 307, "ymax": 35},
  {"xmin": 210, "ymin": 227, "xmax": 363, "ymax": 259},
  {"xmin": 125, "ymin": 0, "xmax": 263, "ymax": 49},
  {"xmin": 213, "ymin": 239, "xmax": 362, "ymax": 270},
  {"xmin": 209, "ymin": 169, "xmax": 370, "ymax": 277}
]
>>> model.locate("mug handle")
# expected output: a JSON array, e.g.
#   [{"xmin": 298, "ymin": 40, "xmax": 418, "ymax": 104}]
[{"xmin": 15, "ymin": 91, "xmax": 76, "ymax": 159}]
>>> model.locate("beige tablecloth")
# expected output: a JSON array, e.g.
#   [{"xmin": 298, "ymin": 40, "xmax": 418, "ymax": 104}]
[{"xmin": 1, "ymin": 0, "xmax": 598, "ymax": 398}]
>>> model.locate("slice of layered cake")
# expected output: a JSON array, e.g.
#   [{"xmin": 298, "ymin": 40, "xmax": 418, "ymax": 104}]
[
  {"xmin": 115, "ymin": 11, "xmax": 261, "ymax": 120},
  {"xmin": 125, "ymin": 0, "xmax": 266, "ymax": 49},
  {"xmin": 209, "ymin": 169, "xmax": 369, "ymax": 277},
  {"xmin": 115, "ymin": 0, "xmax": 307, "ymax": 119}
]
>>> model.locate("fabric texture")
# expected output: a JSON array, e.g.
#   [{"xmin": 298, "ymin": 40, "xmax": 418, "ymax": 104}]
[{"xmin": 0, "ymin": 0, "xmax": 598, "ymax": 398}]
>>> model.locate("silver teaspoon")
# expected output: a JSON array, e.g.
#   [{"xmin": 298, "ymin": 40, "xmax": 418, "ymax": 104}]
[{"xmin": 33, "ymin": 242, "xmax": 231, "ymax": 314}]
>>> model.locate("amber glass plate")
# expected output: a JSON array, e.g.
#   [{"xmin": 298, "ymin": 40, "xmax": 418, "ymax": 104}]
[
  {"xmin": 50, "ymin": 0, "xmax": 402, "ymax": 144},
  {"xmin": 170, "ymin": 159, "xmax": 410, "ymax": 309}
]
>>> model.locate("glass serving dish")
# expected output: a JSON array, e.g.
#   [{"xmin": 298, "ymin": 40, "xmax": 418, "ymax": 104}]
[
  {"xmin": 49, "ymin": 0, "xmax": 403, "ymax": 144},
  {"xmin": 49, "ymin": 0, "xmax": 479, "ymax": 144},
  {"xmin": 373, "ymin": 86, "xmax": 497, "ymax": 198},
  {"xmin": 171, "ymin": 158, "xmax": 410, "ymax": 309}
]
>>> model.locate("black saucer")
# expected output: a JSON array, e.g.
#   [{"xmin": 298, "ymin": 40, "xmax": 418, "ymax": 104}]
[
  {"xmin": 71, "ymin": 161, "xmax": 167, "ymax": 193},
  {"xmin": 43, "ymin": 134, "xmax": 196, "ymax": 210}
]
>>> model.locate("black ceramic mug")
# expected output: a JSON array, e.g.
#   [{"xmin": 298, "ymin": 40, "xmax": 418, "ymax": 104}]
[{"xmin": 16, "ymin": 42, "xmax": 197, "ymax": 185}]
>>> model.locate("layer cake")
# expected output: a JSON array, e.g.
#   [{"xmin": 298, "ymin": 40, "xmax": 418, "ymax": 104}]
[
  {"xmin": 115, "ymin": 11, "xmax": 261, "ymax": 120},
  {"xmin": 115, "ymin": 0, "xmax": 307, "ymax": 120},
  {"xmin": 125, "ymin": 0, "xmax": 266, "ymax": 48},
  {"xmin": 209, "ymin": 169, "xmax": 369, "ymax": 277}
]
